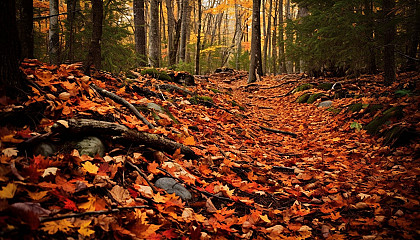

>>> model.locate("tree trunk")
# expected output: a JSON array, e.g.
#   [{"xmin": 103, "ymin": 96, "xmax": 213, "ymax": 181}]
[
  {"xmin": 234, "ymin": 2, "xmax": 243, "ymax": 70},
  {"xmin": 407, "ymin": 0, "xmax": 420, "ymax": 71},
  {"xmin": 272, "ymin": 0, "xmax": 278, "ymax": 74},
  {"xmin": 263, "ymin": 0, "xmax": 272, "ymax": 74},
  {"xmin": 49, "ymin": 0, "xmax": 60, "ymax": 65},
  {"xmin": 84, "ymin": 0, "xmax": 103, "ymax": 74},
  {"xmin": 166, "ymin": 0, "xmax": 177, "ymax": 66},
  {"xmin": 279, "ymin": 0, "xmax": 286, "ymax": 73},
  {"xmin": 285, "ymin": 0, "xmax": 293, "ymax": 73},
  {"xmin": 0, "ymin": 0, "xmax": 22, "ymax": 92},
  {"xmin": 66, "ymin": 0, "xmax": 77, "ymax": 63},
  {"xmin": 149, "ymin": 0, "xmax": 160, "ymax": 67},
  {"xmin": 195, "ymin": 0, "xmax": 202, "ymax": 75},
  {"xmin": 134, "ymin": 0, "xmax": 147, "ymax": 66},
  {"xmin": 297, "ymin": 7, "xmax": 308, "ymax": 73},
  {"xmin": 179, "ymin": 0, "xmax": 191, "ymax": 62},
  {"xmin": 383, "ymin": 0, "xmax": 396, "ymax": 85},
  {"xmin": 248, "ymin": 0, "xmax": 263, "ymax": 83},
  {"xmin": 364, "ymin": 0, "xmax": 376, "ymax": 74},
  {"xmin": 17, "ymin": 0, "xmax": 34, "ymax": 59}
]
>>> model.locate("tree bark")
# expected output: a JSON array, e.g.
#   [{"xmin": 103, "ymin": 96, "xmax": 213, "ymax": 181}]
[
  {"xmin": 149, "ymin": 0, "xmax": 160, "ymax": 67},
  {"xmin": 248, "ymin": 0, "xmax": 263, "ymax": 83},
  {"xmin": 263, "ymin": 0, "xmax": 273, "ymax": 74},
  {"xmin": 84, "ymin": 0, "xmax": 103, "ymax": 74},
  {"xmin": 234, "ymin": 2, "xmax": 243, "ymax": 70},
  {"xmin": 0, "ymin": 0, "xmax": 22, "ymax": 91},
  {"xmin": 134, "ymin": 0, "xmax": 147, "ymax": 66},
  {"xmin": 179, "ymin": 0, "xmax": 191, "ymax": 62},
  {"xmin": 49, "ymin": 0, "xmax": 60, "ymax": 65},
  {"xmin": 17, "ymin": 0, "xmax": 34, "ymax": 59},
  {"xmin": 272, "ymin": 0, "xmax": 278, "ymax": 74},
  {"xmin": 195, "ymin": 0, "xmax": 202, "ymax": 75},
  {"xmin": 383, "ymin": 0, "xmax": 396, "ymax": 85},
  {"xmin": 65, "ymin": 0, "xmax": 77, "ymax": 63},
  {"xmin": 279, "ymin": 0, "xmax": 286, "ymax": 73},
  {"xmin": 407, "ymin": 0, "xmax": 420, "ymax": 71},
  {"xmin": 285, "ymin": 0, "xmax": 293, "ymax": 73}
]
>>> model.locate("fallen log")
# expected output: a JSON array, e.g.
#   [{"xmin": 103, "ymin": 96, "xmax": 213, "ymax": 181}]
[
  {"xmin": 90, "ymin": 84, "xmax": 155, "ymax": 129},
  {"xmin": 51, "ymin": 119, "xmax": 200, "ymax": 159},
  {"xmin": 259, "ymin": 126, "xmax": 298, "ymax": 137}
]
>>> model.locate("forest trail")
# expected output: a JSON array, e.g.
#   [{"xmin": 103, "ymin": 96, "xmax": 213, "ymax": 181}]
[{"xmin": 0, "ymin": 62, "xmax": 419, "ymax": 239}]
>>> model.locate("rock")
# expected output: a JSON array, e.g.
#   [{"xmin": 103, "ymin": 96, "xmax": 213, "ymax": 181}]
[
  {"xmin": 147, "ymin": 102, "xmax": 164, "ymax": 113},
  {"xmin": 76, "ymin": 136, "xmax": 105, "ymax": 157},
  {"xmin": 33, "ymin": 142, "xmax": 56, "ymax": 156},
  {"xmin": 307, "ymin": 93, "xmax": 325, "ymax": 104},
  {"xmin": 318, "ymin": 100, "xmax": 333, "ymax": 108},
  {"xmin": 296, "ymin": 92, "xmax": 312, "ymax": 103},
  {"xmin": 155, "ymin": 177, "xmax": 192, "ymax": 200}
]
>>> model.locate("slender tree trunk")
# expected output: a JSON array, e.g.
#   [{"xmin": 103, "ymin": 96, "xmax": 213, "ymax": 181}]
[
  {"xmin": 234, "ymin": 2, "xmax": 243, "ymax": 70},
  {"xmin": 134, "ymin": 0, "xmax": 147, "ymax": 66},
  {"xmin": 195, "ymin": 0, "xmax": 202, "ymax": 74},
  {"xmin": 166, "ymin": 0, "xmax": 176, "ymax": 66},
  {"xmin": 263, "ymin": 0, "xmax": 272, "ymax": 73},
  {"xmin": 364, "ymin": 0, "xmax": 376, "ymax": 73},
  {"xmin": 248, "ymin": 0, "xmax": 263, "ymax": 83},
  {"xmin": 279, "ymin": 0, "xmax": 286, "ymax": 73},
  {"xmin": 66, "ymin": 0, "xmax": 77, "ymax": 62},
  {"xmin": 179, "ymin": 0, "xmax": 188, "ymax": 62},
  {"xmin": 84, "ymin": 0, "xmax": 103, "ymax": 74},
  {"xmin": 272, "ymin": 0, "xmax": 278, "ymax": 74},
  {"xmin": 407, "ymin": 0, "xmax": 420, "ymax": 71},
  {"xmin": 149, "ymin": 0, "xmax": 160, "ymax": 67},
  {"xmin": 0, "ymin": 0, "xmax": 22, "ymax": 92},
  {"xmin": 383, "ymin": 0, "xmax": 396, "ymax": 85},
  {"xmin": 49, "ymin": 0, "xmax": 60, "ymax": 65},
  {"xmin": 297, "ymin": 7, "xmax": 308, "ymax": 73},
  {"xmin": 17, "ymin": 0, "xmax": 34, "ymax": 59},
  {"xmin": 285, "ymin": 0, "xmax": 293, "ymax": 73}
]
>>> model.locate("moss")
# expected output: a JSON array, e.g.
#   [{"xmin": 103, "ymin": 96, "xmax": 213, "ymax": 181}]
[
  {"xmin": 327, "ymin": 107, "xmax": 342, "ymax": 114},
  {"xmin": 365, "ymin": 104, "xmax": 383, "ymax": 114},
  {"xmin": 348, "ymin": 103, "xmax": 363, "ymax": 112},
  {"xmin": 125, "ymin": 71, "xmax": 137, "ymax": 79},
  {"xmin": 163, "ymin": 107, "xmax": 179, "ymax": 124},
  {"xmin": 307, "ymin": 93, "xmax": 324, "ymax": 103},
  {"xmin": 317, "ymin": 82, "xmax": 333, "ymax": 90},
  {"xmin": 296, "ymin": 92, "xmax": 312, "ymax": 103},
  {"xmin": 140, "ymin": 68, "xmax": 172, "ymax": 81},
  {"xmin": 209, "ymin": 88, "xmax": 222, "ymax": 94},
  {"xmin": 189, "ymin": 95, "xmax": 213, "ymax": 105},
  {"xmin": 292, "ymin": 83, "xmax": 313, "ymax": 93},
  {"xmin": 231, "ymin": 100, "xmax": 245, "ymax": 110},
  {"xmin": 364, "ymin": 106, "xmax": 404, "ymax": 135}
]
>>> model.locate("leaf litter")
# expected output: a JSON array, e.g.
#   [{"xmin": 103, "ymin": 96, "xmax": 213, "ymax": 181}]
[{"xmin": 0, "ymin": 59, "xmax": 418, "ymax": 239}]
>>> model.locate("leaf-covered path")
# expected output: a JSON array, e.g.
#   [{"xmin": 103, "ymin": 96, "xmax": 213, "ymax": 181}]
[{"xmin": 0, "ymin": 61, "xmax": 419, "ymax": 239}]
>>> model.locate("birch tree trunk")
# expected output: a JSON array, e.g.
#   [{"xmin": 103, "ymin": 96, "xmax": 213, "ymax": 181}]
[
  {"xmin": 49, "ymin": 0, "xmax": 59, "ymax": 65},
  {"xmin": 248, "ymin": 0, "xmax": 263, "ymax": 83},
  {"xmin": 149, "ymin": 0, "xmax": 161, "ymax": 67},
  {"xmin": 134, "ymin": 0, "xmax": 147, "ymax": 66}
]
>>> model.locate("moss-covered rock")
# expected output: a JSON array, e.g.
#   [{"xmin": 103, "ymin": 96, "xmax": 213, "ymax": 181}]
[
  {"xmin": 296, "ymin": 92, "xmax": 312, "ymax": 103},
  {"xmin": 307, "ymin": 93, "xmax": 325, "ymax": 104},
  {"xmin": 364, "ymin": 104, "xmax": 383, "ymax": 114},
  {"xmin": 292, "ymin": 83, "xmax": 313, "ymax": 93},
  {"xmin": 140, "ymin": 68, "xmax": 172, "ymax": 81},
  {"xmin": 347, "ymin": 103, "xmax": 363, "ymax": 112},
  {"xmin": 326, "ymin": 107, "xmax": 342, "ymax": 114},
  {"xmin": 317, "ymin": 82, "xmax": 334, "ymax": 90},
  {"xmin": 364, "ymin": 106, "xmax": 404, "ymax": 135},
  {"xmin": 209, "ymin": 88, "xmax": 222, "ymax": 94},
  {"xmin": 189, "ymin": 95, "xmax": 213, "ymax": 105}
]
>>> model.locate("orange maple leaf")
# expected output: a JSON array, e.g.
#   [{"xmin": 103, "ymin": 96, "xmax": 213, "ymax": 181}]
[{"xmin": 147, "ymin": 162, "xmax": 161, "ymax": 174}]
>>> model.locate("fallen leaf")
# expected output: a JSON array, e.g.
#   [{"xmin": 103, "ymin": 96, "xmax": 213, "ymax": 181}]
[{"xmin": 0, "ymin": 183, "xmax": 17, "ymax": 199}]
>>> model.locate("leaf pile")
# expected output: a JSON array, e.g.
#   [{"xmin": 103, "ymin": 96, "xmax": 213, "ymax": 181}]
[{"xmin": 0, "ymin": 60, "xmax": 419, "ymax": 239}]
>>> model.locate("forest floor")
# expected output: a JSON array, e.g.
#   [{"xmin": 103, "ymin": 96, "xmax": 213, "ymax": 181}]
[{"xmin": 0, "ymin": 60, "xmax": 419, "ymax": 239}]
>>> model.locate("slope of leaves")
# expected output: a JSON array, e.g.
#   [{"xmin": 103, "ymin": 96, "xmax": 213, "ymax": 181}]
[{"xmin": 0, "ymin": 60, "xmax": 419, "ymax": 239}]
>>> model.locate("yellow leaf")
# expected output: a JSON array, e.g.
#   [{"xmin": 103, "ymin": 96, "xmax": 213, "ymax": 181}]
[
  {"xmin": 153, "ymin": 192, "xmax": 166, "ymax": 203},
  {"xmin": 0, "ymin": 183, "xmax": 17, "ymax": 199},
  {"xmin": 27, "ymin": 190, "xmax": 49, "ymax": 200},
  {"xmin": 1, "ymin": 147, "xmax": 19, "ymax": 157},
  {"xmin": 82, "ymin": 161, "xmax": 99, "ymax": 174},
  {"xmin": 183, "ymin": 136, "xmax": 196, "ymax": 146},
  {"xmin": 260, "ymin": 214, "xmax": 271, "ymax": 223},
  {"xmin": 42, "ymin": 219, "xmax": 74, "ymax": 234},
  {"xmin": 79, "ymin": 195, "xmax": 96, "ymax": 211},
  {"xmin": 77, "ymin": 220, "xmax": 95, "ymax": 237}
]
